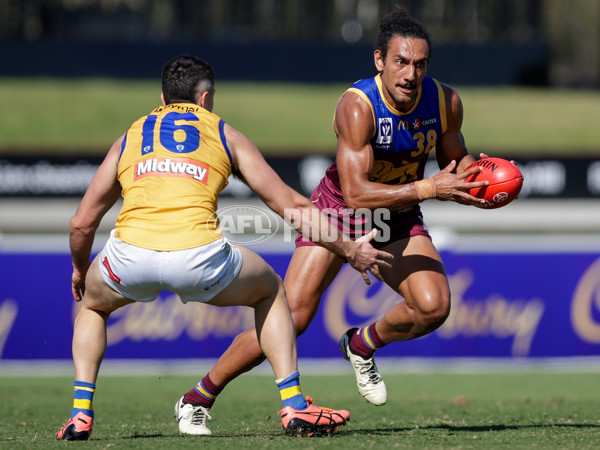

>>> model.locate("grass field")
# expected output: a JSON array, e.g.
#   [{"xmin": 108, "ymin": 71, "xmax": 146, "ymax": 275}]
[
  {"xmin": 1, "ymin": 78, "xmax": 599, "ymax": 157},
  {"xmin": 1, "ymin": 371, "xmax": 599, "ymax": 449}
]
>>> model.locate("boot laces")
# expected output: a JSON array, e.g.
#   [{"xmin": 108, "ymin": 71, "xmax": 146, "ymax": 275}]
[
  {"xmin": 355, "ymin": 357, "xmax": 382, "ymax": 383},
  {"xmin": 190, "ymin": 406, "xmax": 211, "ymax": 425}
]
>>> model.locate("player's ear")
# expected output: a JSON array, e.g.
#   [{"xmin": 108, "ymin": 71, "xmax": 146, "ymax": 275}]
[
  {"xmin": 197, "ymin": 89, "xmax": 214, "ymax": 112},
  {"xmin": 198, "ymin": 90, "xmax": 208, "ymax": 106},
  {"xmin": 374, "ymin": 49, "xmax": 385, "ymax": 72}
]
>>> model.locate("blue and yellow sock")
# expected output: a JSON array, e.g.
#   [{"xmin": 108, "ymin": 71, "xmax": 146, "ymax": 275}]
[
  {"xmin": 71, "ymin": 381, "xmax": 95, "ymax": 419},
  {"xmin": 276, "ymin": 371, "xmax": 308, "ymax": 410}
]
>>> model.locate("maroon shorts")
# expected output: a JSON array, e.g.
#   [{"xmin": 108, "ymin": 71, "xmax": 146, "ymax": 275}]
[{"xmin": 295, "ymin": 176, "xmax": 431, "ymax": 250}]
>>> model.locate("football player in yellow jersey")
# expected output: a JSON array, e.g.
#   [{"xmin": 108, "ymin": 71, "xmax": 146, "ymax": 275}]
[{"xmin": 55, "ymin": 55, "xmax": 393, "ymax": 441}]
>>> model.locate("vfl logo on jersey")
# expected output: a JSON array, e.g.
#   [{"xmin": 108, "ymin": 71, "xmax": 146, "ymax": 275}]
[
  {"xmin": 134, "ymin": 157, "xmax": 209, "ymax": 184},
  {"xmin": 412, "ymin": 115, "xmax": 438, "ymax": 130},
  {"xmin": 376, "ymin": 118, "xmax": 393, "ymax": 146}
]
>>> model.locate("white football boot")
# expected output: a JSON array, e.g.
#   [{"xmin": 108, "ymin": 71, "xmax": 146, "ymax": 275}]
[
  {"xmin": 339, "ymin": 329, "xmax": 387, "ymax": 406},
  {"xmin": 174, "ymin": 395, "xmax": 212, "ymax": 435}
]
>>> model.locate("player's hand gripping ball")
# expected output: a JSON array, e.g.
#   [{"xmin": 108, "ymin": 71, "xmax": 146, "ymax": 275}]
[{"xmin": 466, "ymin": 157, "xmax": 523, "ymax": 209}]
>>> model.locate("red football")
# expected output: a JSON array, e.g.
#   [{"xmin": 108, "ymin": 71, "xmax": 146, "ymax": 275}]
[{"xmin": 465, "ymin": 157, "xmax": 523, "ymax": 209}]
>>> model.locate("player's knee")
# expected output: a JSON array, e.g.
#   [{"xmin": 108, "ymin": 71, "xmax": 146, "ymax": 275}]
[
  {"xmin": 261, "ymin": 270, "xmax": 284, "ymax": 299},
  {"xmin": 414, "ymin": 294, "xmax": 450, "ymax": 332},
  {"xmin": 420, "ymin": 305, "xmax": 450, "ymax": 331},
  {"xmin": 288, "ymin": 289, "xmax": 322, "ymax": 337},
  {"xmin": 290, "ymin": 308, "xmax": 313, "ymax": 336}
]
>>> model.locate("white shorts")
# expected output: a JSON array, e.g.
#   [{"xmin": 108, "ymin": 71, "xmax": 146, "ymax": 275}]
[{"xmin": 98, "ymin": 231, "xmax": 243, "ymax": 303}]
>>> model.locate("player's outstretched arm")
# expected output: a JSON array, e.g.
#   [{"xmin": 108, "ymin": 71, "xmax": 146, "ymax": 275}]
[
  {"xmin": 223, "ymin": 123, "xmax": 393, "ymax": 283},
  {"xmin": 428, "ymin": 84, "xmax": 490, "ymax": 206},
  {"xmin": 69, "ymin": 135, "xmax": 123, "ymax": 301}
]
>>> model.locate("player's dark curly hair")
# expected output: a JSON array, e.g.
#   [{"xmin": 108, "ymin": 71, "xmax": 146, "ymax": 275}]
[
  {"xmin": 161, "ymin": 55, "xmax": 215, "ymax": 105},
  {"xmin": 377, "ymin": 8, "xmax": 432, "ymax": 60}
]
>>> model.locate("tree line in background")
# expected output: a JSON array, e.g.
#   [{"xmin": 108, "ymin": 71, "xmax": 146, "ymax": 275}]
[{"xmin": 1, "ymin": 0, "xmax": 598, "ymax": 87}]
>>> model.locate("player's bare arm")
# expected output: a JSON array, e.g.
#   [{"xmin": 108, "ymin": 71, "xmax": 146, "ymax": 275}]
[
  {"xmin": 435, "ymin": 84, "xmax": 473, "ymax": 170},
  {"xmin": 336, "ymin": 88, "xmax": 488, "ymax": 210},
  {"xmin": 69, "ymin": 135, "xmax": 123, "ymax": 300},
  {"xmin": 223, "ymin": 123, "xmax": 392, "ymax": 282},
  {"xmin": 432, "ymin": 84, "xmax": 488, "ymax": 205},
  {"xmin": 335, "ymin": 91, "xmax": 417, "ymax": 211}
]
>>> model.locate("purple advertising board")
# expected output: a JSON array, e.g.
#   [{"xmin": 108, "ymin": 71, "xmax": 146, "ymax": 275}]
[{"xmin": 1, "ymin": 249, "xmax": 600, "ymax": 360}]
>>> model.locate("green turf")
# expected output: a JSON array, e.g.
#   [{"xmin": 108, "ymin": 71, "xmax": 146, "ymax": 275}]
[
  {"xmin": 1, "ymin": 78, "xmax": 599, "ymax": 157},
  {"xmin": 1, "ymin": 372, "xmax": 599, "ymax": 448}
]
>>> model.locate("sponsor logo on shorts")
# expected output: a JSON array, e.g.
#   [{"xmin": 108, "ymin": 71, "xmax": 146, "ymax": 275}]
[
  {"xmin": 134, "ymin": 158, "xmax": 209, "ymax": 184},
  {"xmin": 204, "ymin": 273, "xmax": 227, "ymax": 291}
]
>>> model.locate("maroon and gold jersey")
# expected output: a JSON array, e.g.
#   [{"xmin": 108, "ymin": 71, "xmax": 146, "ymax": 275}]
[
  {"xmin": 296, "ymin": 75, "xmax": 446, "ymax": 247},
  {"xmin": 327, "ymin": 74, "xmax": 446, "ymax": 191}
]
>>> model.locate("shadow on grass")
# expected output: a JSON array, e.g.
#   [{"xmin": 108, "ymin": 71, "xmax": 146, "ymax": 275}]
[
  {"xmin": 348, "ymin": 422, "xmax": 600, "ymax": 435},
  {"xmin": 124, "ymin": 434, "xmax": 165, "ymax": 439},
  {"xmin": 84, "ymin": 422, "xmax": 600, "ymax": 441}
]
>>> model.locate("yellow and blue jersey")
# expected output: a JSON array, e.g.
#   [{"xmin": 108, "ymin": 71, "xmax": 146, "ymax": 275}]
[{"xmin": 115, "ymin": 103, "xmax": 232, "ymax": 251}]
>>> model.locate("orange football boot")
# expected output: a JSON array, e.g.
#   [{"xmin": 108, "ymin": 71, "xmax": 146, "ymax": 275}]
[
  {"xmin": 280, "ymin": 396, "xmax": 350, "ymax": 437},
  {"xmin": 55, "ymin": 412, "xmax": 93, "ymax": 441}
]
